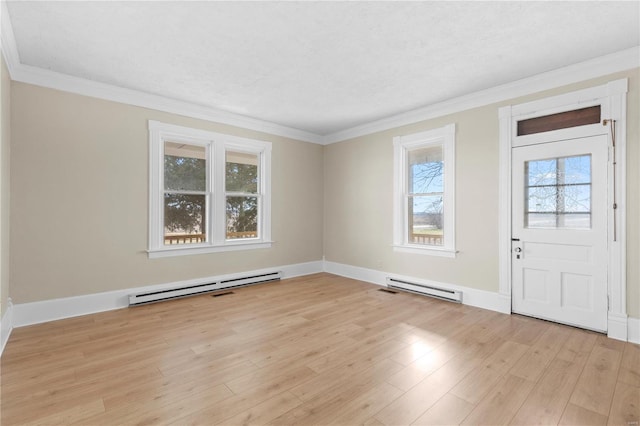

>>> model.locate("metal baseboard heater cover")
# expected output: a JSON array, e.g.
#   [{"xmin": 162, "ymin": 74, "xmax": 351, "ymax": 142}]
[
  {"xmin": 129, "ymin": 271, "xmax": 282, "ymax": 306},
  {"xmin": 386, "ymin": 277, "xmax": 462, "ymax": 303}
]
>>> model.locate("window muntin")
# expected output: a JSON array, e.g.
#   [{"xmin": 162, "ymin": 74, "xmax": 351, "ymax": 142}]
[
  {"xmin": 393, "ymin": 124, "xmax": 455, "ymax": 256},
  {"xmin": 525, "ymin": 154, "xmax": 591, "ymax": 229},
  {"xmin": 149, "ymin": 121, "xmax": 271, "ymax": 257}
]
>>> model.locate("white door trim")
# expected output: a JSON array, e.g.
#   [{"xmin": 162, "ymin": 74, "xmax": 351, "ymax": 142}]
[{"xmin": 498, "ymin": 78, "xmax": 628, "ymax": 341}]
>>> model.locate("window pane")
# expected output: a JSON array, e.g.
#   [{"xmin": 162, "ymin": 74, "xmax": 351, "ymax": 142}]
[
  {"xmin": 527, "ymin": 213, "xmax": 558, "ymax": 228},
  {"xmin": 527, "ymin": 158, "xmax": 557, "ymax": 186},
  {"xmin": 517, "ymin": 106, "xmax": 600, "ymax": 136},
  {"xmin": 226, "ymin": 151, "xmax": 258, "ymax": 193},
  {"xmin": 408, "ymin": 195, "xmax": 443, "ymax": 246},
  {"xmin": 562, "ymin": 155, "xmax": 591, "ymax": 184},
  {"xmin": 527, "ymin": 213, "xmax": 591, "ymax": 229},
  {"xmin": 226, "ymin": 196, "xmax": 258, "ymax": 239},
  {"xmin": 559, "ymin": 213, "xmax": 591, "ymax": 229},
  {"xmin": 408, "ymin": 145, "xmax": 443, "ymax": 194},
  {"xmin": 527, "ymin": 186, "xmax": 557, "ymax": 212},
  {"xmin": 525, "ymin": 154, "xmax": 591, "ymax": 230},
  {"xmin": 164, "ymin": 142, "xmax": 206, "ymax": 191},
  {"xmin": 164, "ymin": 194, "xmax": 206, "ymax": 245},
  {"xmin": 561, "ymin": 184, "xmax": 591, "ymax": 213}
]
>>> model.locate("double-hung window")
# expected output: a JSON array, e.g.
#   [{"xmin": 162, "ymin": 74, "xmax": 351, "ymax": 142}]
[
  {"xmin": 148, "ymin": 121, "xmax": 272, "ymax": 258},
  {"xmin": 393, "ymin": 124, "xmax": 456, "ymax": 257}
]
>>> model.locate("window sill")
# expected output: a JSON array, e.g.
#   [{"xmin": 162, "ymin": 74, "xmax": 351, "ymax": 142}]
[
  {"xmin": 393, "ymin": 245, "xmax": 457, "ymax": 258},
  {"xmin": 148, "ymin": 241, "xmax": 273, "ymax": 259}
]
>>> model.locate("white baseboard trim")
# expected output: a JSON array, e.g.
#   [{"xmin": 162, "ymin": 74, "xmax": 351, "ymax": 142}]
[
  {"xmin": 1, "ymin": 298, "xmax": 13, "ymax": 356},
  {"xmin": 628, "ymin": 317, "xmax": 640, "ymax": 344},
  {"xmin": 14, "ymin": 288, "xmax": 129, "ymax": 328},
  {"xmin": 324, "ymin": 260, "xmax": 639, "ymax": 341},
  {"xmin": 12, "ymin": 261, "xmax": 323, "ymax": 328},
  {"xmin": 323, "ymin": 261, "xmax": 387, "ymax": 286},
  {"xmin": 323, "ymin": 260, "xmax": 511, "ymax": 314},
  {"xmin": 8, "ymin": 258, "xmax": 637, "ymax": 344},
  {"xmin": 607, "ymin": 312, "xmax": 629, "ymax": 342},
  {"xmin": 281, "ymin": 261, "xmax": 324, "ymax": 280}
]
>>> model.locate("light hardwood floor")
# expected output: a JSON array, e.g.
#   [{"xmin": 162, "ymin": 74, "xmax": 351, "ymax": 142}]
[{"xmin": 2, "ymin": 273, "xmax": 638, "ymax": 425}]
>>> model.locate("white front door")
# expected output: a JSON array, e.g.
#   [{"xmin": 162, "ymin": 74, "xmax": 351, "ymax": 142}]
[{"xmin": 511, "ymin": 134, "xmax": 608, "ymax": 332}]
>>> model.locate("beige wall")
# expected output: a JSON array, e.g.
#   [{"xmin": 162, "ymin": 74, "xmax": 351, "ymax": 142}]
[
  {"xmin": 7, "ymin": 67, "xmax": 639, "ymax": 321},
  {"xmin": 324, "ymin": 68, "xmax": 640, "ymax": 318},
  {"xmin": 10, "ymin": 82, "xmax": 324, "ymax": 303},
  {"xmin": 1, "ymin": 56, "xmax": 10, "ymax": 317}
]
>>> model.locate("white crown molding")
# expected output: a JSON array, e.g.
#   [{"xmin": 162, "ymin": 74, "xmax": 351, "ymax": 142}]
[
  {"xmin": 0, "ymin": 1, "xmax": 323, "ymax": 145},
  {"xmin": 323, "ymin": 47, "xmax": 640, "ymax": 144},
  {"xmin": 1, "ymin": 2, "xmax": 638, "ymax": 146},
  {"xmin": 10, "ymin": 63, "xmax": 325, "ymax": 144},
  {"xmin": 0, "ymin": 0, "xmax": 20, "ymax": 76}
]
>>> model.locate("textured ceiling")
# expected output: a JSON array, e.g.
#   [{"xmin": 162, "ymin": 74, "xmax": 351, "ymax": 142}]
[{"xmin": 6, "ymin": 1, "xmax": 640, "ymax": 136}]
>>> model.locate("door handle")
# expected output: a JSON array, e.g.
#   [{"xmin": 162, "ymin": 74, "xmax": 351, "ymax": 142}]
[{"xmin": 514, "ymin": 246, "xmax": 522, "ymax": 259}]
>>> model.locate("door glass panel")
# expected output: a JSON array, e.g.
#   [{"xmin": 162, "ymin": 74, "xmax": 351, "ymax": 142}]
[
  {"xmin": 562, "ymin": 155, "xmax": 591, "ymax": 184},
  {"xmin": 527, "ymin": 159, "xmax": 557, "ymax": 186},
  {"xmin": 527, "ymin": 186, "xmax": 557, "ymax": 212},
  {"xmin": 525, "ymin": 154, "xmax": 591, "ymax": 229}
]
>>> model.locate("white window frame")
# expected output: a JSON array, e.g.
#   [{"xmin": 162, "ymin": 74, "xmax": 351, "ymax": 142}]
[
  {"xmin": 148, "ymin": 121, "xmax": 272, "ymax": 258},
  {"xmin": 393, "ymin": 123, "xmax": 456, "ymax": 257}
]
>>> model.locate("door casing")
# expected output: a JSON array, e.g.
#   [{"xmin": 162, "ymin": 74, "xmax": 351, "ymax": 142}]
[{"xmin": 498, "ymin": 79, "xmax": 628, "ymax": 340}]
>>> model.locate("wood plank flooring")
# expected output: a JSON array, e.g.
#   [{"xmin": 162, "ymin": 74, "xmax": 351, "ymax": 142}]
[{"xmin": 1, "ymin": 273, "xmax": 638, "ymax": 425}]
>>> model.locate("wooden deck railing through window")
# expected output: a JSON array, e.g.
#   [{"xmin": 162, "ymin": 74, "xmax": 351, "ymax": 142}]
[
  {"xmin": 410, "ymin": 233, "xmax": 443, "ymax": 245},
  {"xmin": 164, "ymin": 231, "xmax": 257, "ymax": 245}
]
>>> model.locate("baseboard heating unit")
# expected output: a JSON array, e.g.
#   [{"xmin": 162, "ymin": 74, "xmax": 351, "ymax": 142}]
[
  {"xmin": 129, "ymin": 271, "xmax": 282, "ymax": 306},
  {"xmin": 386, "ymin": 277, "xmax": 462, "ymax": 303}
]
